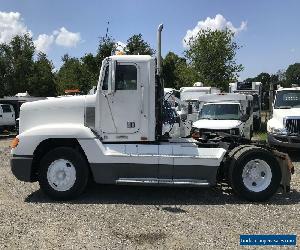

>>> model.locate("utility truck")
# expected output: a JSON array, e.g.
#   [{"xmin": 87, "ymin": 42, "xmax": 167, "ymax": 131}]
[
  {"xmin": 0, "ymin": 104, "xmax": 16, "ymax": 133},
  {"xmin": 191, "ymin": 93, "xmax": 253, "ymax": 140},
  {"xmin": 11, "ymin": 25, "xmax": 293, "ymax": 201},
  {"xmin": 229, "ymin": 81, "xmax": 262, "ymax": 130},
  {"xmin": 179, "ymin": 86, "xmax": 221, "ymax": 135},
  {"xmin": 267, "ymin": 87, "xmax": 300, "ymax": 149}
]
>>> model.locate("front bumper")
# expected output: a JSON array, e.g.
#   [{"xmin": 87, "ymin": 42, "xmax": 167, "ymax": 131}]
[
  {"xmin": 267, "ymin": 133, "xmax": 300, "ymax": 149},
  {"xmin": 11, "ymin": 155, "xmax": 34, "ymax": 182}
]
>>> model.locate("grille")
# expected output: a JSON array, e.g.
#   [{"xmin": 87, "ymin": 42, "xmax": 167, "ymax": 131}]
[
  {"xmin": 200, "ymin": 128, "xmax": 231, "ymax": 135},
  {"xmin": 285, "ymin": 118, "xmax": 300, "ymax": 134}
]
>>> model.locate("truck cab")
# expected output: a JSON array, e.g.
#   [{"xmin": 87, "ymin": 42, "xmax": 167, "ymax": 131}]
[
  {"xmin": 267, "ymin": 87, "xmax": 300, "ymax": 148},
  {"xmin": 95, "ymin": 55, "xmax": 156, "ymax": 142},
  {"xmin": 192, "ymin": 93, "xmax": 253, "ymax": 140}
]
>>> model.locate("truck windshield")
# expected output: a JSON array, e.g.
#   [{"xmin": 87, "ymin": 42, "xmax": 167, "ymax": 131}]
[
  {"xmin": 274, "ymin": 90, "xmax": 300, "ymax": 108},
  {"xmin": 199, "ymin": 103, "xmax": 241, "ymax": 120}
]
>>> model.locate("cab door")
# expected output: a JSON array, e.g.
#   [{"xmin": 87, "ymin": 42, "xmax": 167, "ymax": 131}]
[{"xmin": 99, "ymin": 62, "xmax": 141, "ymax": 136}]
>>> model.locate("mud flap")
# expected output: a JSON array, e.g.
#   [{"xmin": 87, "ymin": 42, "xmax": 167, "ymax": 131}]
[{"xmin": 272, "ymin": 150, "xmax": 294, "ymax": 193}]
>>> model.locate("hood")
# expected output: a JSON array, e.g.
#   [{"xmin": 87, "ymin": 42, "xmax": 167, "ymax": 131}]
[
  {"xmin": 193, "ymin": 119, "xmax": 242, "ymax": 130},
  {"xmin": 273, "ymin": 108, "xmax": 300, "ymax": 122},
  {"xmin": 19, "ymin": 95, "xmax": 93, "ymax": 134}
]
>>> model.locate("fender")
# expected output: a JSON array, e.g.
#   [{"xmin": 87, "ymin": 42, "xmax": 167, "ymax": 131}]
[{"xmin": 12, "ymin": 124, "xmax": 96, "ymax": 156}]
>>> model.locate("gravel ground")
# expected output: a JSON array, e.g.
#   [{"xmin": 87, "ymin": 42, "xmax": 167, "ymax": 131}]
[{"xmin": 0, "ymin": 138, "xmax": 299, "ymax": 249}]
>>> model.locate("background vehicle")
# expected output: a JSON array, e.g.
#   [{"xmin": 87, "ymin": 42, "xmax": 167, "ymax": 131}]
[
  {"xmin": 180, "ymin": 83, "xmax": 220, "ymax": 121},
  {"xmin": 11, "ymin": 25, "xmax": 292, "ymax": 202},
  {"xmin": 229, "ymin": 81, "xmax": 262, "ymax": 130},
  {"xmin": 192, "ymin": 93, "xmax": 253, "ymax": 140},
  {"xmin": 0, "ymin": 104, "xmax": 16, "ymax": 133},
  {"xmin": 267, "ymin": 87, "xmax": 300, "ymax": 148}
]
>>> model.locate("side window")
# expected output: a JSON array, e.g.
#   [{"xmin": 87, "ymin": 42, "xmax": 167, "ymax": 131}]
[
  {"xmin": 1, "ymin": 105, "xmax": 11, "ymax": 113},
  {"xmin": 115, "ymin": 65, "xmax": 137, "ymax": 90},
  {"xmin": 102, "ymin": 66, "xmax": 109, "ymax": 90}
]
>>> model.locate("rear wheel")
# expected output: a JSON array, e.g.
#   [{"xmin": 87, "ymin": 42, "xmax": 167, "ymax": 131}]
[
  {"xmin": 38, "ymin": 147, "xmax": 89, "ymax": 200},
  {"xmin": 229, "ymin": 147, "xmax": 281, "ymax": 201}
]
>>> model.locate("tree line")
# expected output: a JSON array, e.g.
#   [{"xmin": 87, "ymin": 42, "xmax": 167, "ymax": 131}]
[{"xmin": 0, "ymin": 29, "xmax": 299, "ymax": 97}]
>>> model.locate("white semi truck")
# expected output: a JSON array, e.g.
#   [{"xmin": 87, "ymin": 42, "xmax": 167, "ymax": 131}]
[
  {"xmin": 11, "ymin": 25, "xmax": 293, "ymax": 201},
  {"xmin": 229, "ymin": 81, "xmax": 262, "ymax": 130},
  {"xmin": 267, "ymin": 87, "xmax": 300, "ymax": 149},
  {"xmin": 191, "ymin": 93, "xmax": 254, "ymax": 140}
]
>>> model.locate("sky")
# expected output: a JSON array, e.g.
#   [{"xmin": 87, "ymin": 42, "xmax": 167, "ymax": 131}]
[{"xmin": 0, "ymin": 0, "xmax": 300, "ymax": 80}]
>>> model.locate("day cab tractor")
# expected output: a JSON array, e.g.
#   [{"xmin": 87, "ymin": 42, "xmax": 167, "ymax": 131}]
[{"xmin": 10, "ymin": 25, "xmax": 293, "ymax": 201}]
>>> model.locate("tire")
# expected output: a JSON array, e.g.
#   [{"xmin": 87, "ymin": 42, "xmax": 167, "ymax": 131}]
[
  {"xmin": 38, "ymin": 147, "xmax": 89, "ymax": 200},
  {"xmin": 229, "ymin": 146, "xmax": 281, "ymax": 201}
]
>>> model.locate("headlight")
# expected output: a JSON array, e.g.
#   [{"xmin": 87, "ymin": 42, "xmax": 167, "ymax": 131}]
[
  {"xmin": 268, "ymin": 127, "xmax": 287, "ymax": 135},
  {"xmin": 191, "ymin": 127, "xmax": 200, "ymax": 139}
]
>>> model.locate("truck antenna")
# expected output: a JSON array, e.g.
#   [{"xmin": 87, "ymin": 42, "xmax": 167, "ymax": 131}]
[{"xmin": 105, "ymin": 21, "xmax": 110, "ymax": 38}]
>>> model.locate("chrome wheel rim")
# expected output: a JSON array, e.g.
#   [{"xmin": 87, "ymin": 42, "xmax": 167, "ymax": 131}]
[
  {"xmin": 47, "ymin": 159, "xmax": 76, "ymax": 192},
  {"xmin": 242, "ymin": 159, "xmax": 272, "ymax": 192}
]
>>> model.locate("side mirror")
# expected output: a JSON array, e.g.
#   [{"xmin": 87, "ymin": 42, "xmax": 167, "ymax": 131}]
[
  {"xmin": 241, "ymin": 114, "xmax": 249, "ymax": 122},
  {"xmin": 107, "ymin": 60, "xmax": 116, "ymax": 95},
  {"xmin": 187, "ymin": 103, "xmax": 193, "ymax": 114}
]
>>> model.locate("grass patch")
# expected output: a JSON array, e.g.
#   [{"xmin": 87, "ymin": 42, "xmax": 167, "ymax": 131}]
[
  {"xmin": 253, "ymin": 131, "xmax": 267, "ymax": 141},
  {"xmin": 253, "ymin": 121, "xmax": 268, "ymax": 142}
]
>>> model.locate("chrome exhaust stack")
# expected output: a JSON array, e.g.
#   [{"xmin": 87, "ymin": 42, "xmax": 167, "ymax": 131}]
[{"xmin": 156, "ymin": 24, "xmax": 163, "ymax": 76}]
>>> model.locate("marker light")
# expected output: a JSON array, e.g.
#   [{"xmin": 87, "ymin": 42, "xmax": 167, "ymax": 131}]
[{"xmin": 10, "ymin": 137, "xmax": 19, "ymax": 149}]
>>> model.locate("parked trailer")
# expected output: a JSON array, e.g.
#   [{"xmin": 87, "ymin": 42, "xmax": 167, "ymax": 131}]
[{"xmin": 11, "ymin": 25, "xmax": 293, "ymax": 201}]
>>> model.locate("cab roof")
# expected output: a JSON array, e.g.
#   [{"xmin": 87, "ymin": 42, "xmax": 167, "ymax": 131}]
[
  {"xmin": 198, "ymin": 93, "xmax": 253, "ymax": 102},
  {"xmin": 277, "ymin": 87, "xmax": 300, "ymax": 91},
  {"xmin": 109, "ymin": 55, "xmax": 153, "ymax": 62}
]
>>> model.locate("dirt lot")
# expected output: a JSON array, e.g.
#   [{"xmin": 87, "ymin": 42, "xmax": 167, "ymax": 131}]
[{"xmin": 0, "ymin": 138, "xmax": 299, "ymax": 249}]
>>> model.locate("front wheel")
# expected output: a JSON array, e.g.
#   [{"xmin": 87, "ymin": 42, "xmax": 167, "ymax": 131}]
[
  {"xmin": 229, "ymin": 147, "xmax": 281, "ymax": 201},
  {"xmin": 38, "ymin": 147, "xmax": 89, "ymax": 200}
]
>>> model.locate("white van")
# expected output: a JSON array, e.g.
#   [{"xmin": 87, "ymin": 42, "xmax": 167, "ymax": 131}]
[
  {"xmin": 0, "ymin": 104, "xmax": 16, "ymax": 132},
  {"xmin": 192, "ymin": 93, "xmax": 254, "ymax": 140}
]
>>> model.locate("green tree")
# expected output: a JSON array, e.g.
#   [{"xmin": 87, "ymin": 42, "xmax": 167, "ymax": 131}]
[
  {"xmin": 185, "ymin": 28, "xmax": 243, "ymax": 91},
  {"xmin": 0, "ymin": 34, "xmax": 35, "ymax": 96},
  {"xmin": 29, "ymin": 52, "xmax": 57, "ymax": 97},
  {"xmin": 81, "ymin": 53, "xmax": 98, "ymax": 87},
  {"xmin": 0, "ymin": 43, "xmax": 12, "ymax": 97},
  {"xmin": 162, "ymin": 51, "xmax": 197, "ymax": 89},
  {"xmin": 96, "ymin": 36, "xmax": 116, "ymax": 68},
  {"xmin": 252, "ymin": 72, "xmax": 271, "ymax": 92},
  {"xmin": 125, "ymin": 34, "xmax": 154, "ymax": 55},
  {"xmin": 56, "ymin": 54, "xmax": 93, "ymax": 95},
  {"xmin": 285, "ymin": 63, "xmax": 300, "ymax": 86}
]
